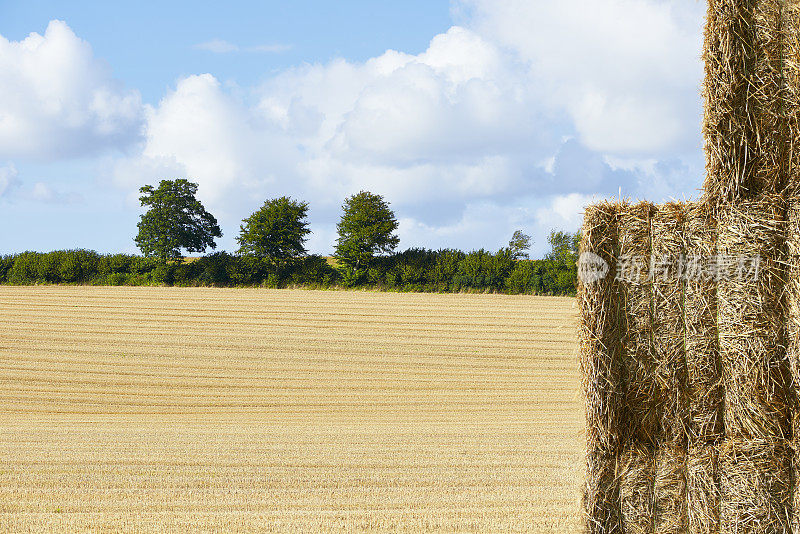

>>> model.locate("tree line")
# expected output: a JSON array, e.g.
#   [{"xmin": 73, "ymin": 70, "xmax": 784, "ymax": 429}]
[{"xmin": 0, "ymin": 179, "xmax": 580, "ymax": 295}]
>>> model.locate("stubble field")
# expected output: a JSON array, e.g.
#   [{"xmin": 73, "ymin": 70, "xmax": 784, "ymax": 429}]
[{"xmin": 0, "ymin": 286, "xmax": 582, "ymax": 532}]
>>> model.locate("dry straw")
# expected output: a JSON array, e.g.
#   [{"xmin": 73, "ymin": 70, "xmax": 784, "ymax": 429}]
[
  {"xmin": 654, "ymin": 444, "xmax": 689, "ymax": 533},
  {"xmin": 619, "ymin": 441, "xmax": 656, "ymax": 534},
  {"xmin": 683, "ymin": 203, "xmax": 723, "ymax": 444},
  {"xmin": 651, "ymin": 203, "xmax": 689, "ymax": 445},
  {"xmin": 579, "ymin": 202, "xmax": 624, "ymax": 455},
  {"xmin": 618, "ymin": 201, "xmax": 661, "ymax": 445},
  {"xmin": 579, "ymin": 203, "xmax": 624, "ymax": 533},
  {"xmin": 687, "ymin": 442, "xmax": 720, "ymax": 534},
  {"xmin": 703, "ymin": 0, "xmax": 789, "ymax": 205},
  {"xmin": 716, "ymin": 196, "xmax": 790, "ymax": 441},
  {"xmin": 719, "ymin": 439, "xmax": 792, "ymax": 532}
]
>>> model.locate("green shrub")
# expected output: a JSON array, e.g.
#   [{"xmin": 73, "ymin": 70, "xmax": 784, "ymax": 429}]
[
  {"xmin": 0, "ymin": 255, "xmax": 13, "ymax": 283},
  {"xmin": 290, "ymin": 255, "xmax": 337, "ymax": 287},
  {"xmin": 106, "ymin": 273, "xmax": 128, "ymax": 286},
  {"xmin": 195, "ymin": 252, "xmax": 233, "ymax": 286},
  {"xmin": 37, "ymin": 251, "xmax": 63, "ymax": 283},
  {"xmin": 108, "ymin": 254, "xmax": 134, "ymax": 274},
  {"xmin": 10, "ymin": 252, "xmax": 42, "ymax": 284}
]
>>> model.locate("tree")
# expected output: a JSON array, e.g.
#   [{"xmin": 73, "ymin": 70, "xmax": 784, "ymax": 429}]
[
  {"xmin": 135, "ymin": 179, "xmax": 222, "ymax": 263},
  {"xmin": 546, "ymin": 230, "xmax": 581, "ymax": 265},
  {"xmin": 335, "ymin": 191, "xmax": 399, "ymax": 270},
  {"xmin": 508, "ymin": 230, "xmax": 532, "ymax": 260},
  {"xmin": 237, "ymin": 197, "xmax": 310, "ymax": 264}
]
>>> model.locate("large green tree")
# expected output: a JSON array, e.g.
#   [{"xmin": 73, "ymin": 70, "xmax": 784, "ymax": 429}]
[
  {"xmin": 135, "ymin": 179, "xmax": 222, "ymax": 262},
  {"xmin": 237, "ymin": 196, "xmax": 310, "ymax": 264},
  {"xmin": 335, "ymin": 191, "xmax": 399, "ymax": 270}
]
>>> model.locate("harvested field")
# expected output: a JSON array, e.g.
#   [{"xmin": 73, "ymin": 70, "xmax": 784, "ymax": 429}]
[{"xmin": 0, "ymin": 287, "xmax": 581, "ymax": 532}]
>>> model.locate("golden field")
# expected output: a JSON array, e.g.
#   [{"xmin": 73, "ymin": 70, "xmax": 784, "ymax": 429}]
[{"xmin": 0, "ymin": 286, "xmax": 582, "ymax": 532}]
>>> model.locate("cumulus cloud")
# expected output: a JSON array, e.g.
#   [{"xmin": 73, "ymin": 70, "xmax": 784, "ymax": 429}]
[
  {"xmin": 0, "ymin": 20, "xmax": 144, "ymax": 161},
  {"xmin": 110, "ymin": 1, "xmax": 704, "ymax": 254},
  {"xmin": 456, "ymin": 0, "xmax": 705, "ymax": 155}
]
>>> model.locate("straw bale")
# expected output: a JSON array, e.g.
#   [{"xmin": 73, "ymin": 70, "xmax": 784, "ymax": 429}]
[
  {"xmin": 583, "ymin": 451, "xmax": 622, "ymax": 534},
  {"xmin": 703, "ymin": 0, "xmax": 790, "ymax": 205},
  {"xmin": 684, "ymin": 203, "xmax": 723, "ymax": 443},
  {"xmin": 687, "ymin": 442, "xmax": 720, "ymax": 534},
  {"xmin": 651, "ymin": 203, "xmax": 689, "ymax": 444},
  {"xmin": 717, "ymin": 197, "xmax": 790, "ymax": 441},
  {"xmin": 720, "ymin": 438, "xmax": 792, "ymax": 533},
  {"xmin": 618, "ymin": 202, "xmax": 660, "ymax": 445},
  {"xmin": 580, "ymin": 202, "xmax": 624, "ymax": 455},
  {"xmin": 619, "ymin": 441, "xmax": 656, "ymax": 534},
  {"xmin": 787, "ymin": 199, "xmax": 800, "ymax": 433},
  {"xmin": 654, "ymin": 443, "xmax": 688, "ymax": 534}
]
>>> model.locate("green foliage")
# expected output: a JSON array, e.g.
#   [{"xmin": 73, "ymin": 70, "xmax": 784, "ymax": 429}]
[
  {"xmin": 508, "ymin": 230, "xmax": 532, "ymax": 260},
  {"xmin": 0, "ymin": 255, "xmax": 13, "ymax": 283},
  {"xmin": 0, "ymin": 229, "xmax": 579, "ymax": 294},
  {"xmin": 237, "ymin": 197, "xmax": 310, "ymax": 264},
  {"xmin": 290, "ymin": 255, "xmax": 339, "ymax": 287},
  {"xmin": 10, "ymin": 252, "xmax": 43, "ymax": 284},
  {"xmin": 335, "ymin": 191, "xmax": 399, "ymax": 270},
  {"xmin": 135, "ymin": 179, "xmax": 222, "ymax": 262}
]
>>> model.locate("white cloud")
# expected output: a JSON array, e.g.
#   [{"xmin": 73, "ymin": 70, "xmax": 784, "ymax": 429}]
[
  {"xmin": 0, "ymin": 20, "xmax": 144, "ymax": 161},
  {"xmin": 456, "ymin": 0, "xmax": 704, "ymax": 155},
  {"xmin": 31, "ymin": 181, "xmax": 82, "ymax": 204},
  {"xmin": 195, "ymin": 39, "xmax": 238, "ymax": 53},
  {"xmin": 110, "ymin": 2, "xmax": 704, "ymax": 254},
  {"xmin": 0, "ymin": 163, "xmax": 20, "ymax": 197},
  {"xmin": 195, "ymin": 39, "xmax": 291, "ymax": 54}
]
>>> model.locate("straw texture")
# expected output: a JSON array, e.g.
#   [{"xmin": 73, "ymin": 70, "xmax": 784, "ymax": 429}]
[{"xmin": 618, "ymin": 202, "xmax": 660, "ymax": 446}]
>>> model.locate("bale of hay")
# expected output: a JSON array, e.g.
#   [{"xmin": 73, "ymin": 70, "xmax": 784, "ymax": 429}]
[
  {"xmin": 720, "ymin": 439, "xmax": 792, "ymax": 533},
  {"xmin": 684, "ymin": 203, "xmax": 723, "ymax": 443},
  {"xmin": 703, "ymin": 0, "xmax": 790, "ymax": 205},
  {"xmin": 716, "ymin": 197, "xmax": 790, "ymax": 441},
  {"xmin": 651, "ymin": 203, "xmax": 689, "ymax": 444},
  {"xmin": 787, "ymin": 200, "xmax": 800, "ymax": 421},
  {"xmin": 618, "ymin": 202, "xmax": 660, "ymax": 445},
  {"xmin": 582, "ymin": 451, "xmax": 622, "ymax": 534},
  {"xmin": 619, "ymin": 441, "xmax": 656, "ymax": 534},
  {"xmin": 579, "ymin": 202, "xmax": 624, "ymax": 455},
  {"xmin": 687, "ymin": 442, "xmax": 720, "ymax": 534},
  {"xmin": 654, "ymin": 444, "xmax": 688, "ymax": 534},
  {"xmin": 579, "ymin": 203, "xmax": 624, "ymax": 533}
]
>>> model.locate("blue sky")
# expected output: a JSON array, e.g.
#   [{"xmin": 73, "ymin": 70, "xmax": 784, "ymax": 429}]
[{"xmin": 0, "ymin": 0, "xmax": 707, "ymax": 257}]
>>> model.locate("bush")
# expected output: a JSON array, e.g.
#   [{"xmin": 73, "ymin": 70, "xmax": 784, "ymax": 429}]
[
  {"xmin": 106, "ymin": 273, "xmax": 128, "ymax": 286},
  {"xmin": 0, "ymin": 255, "xmax": 13, "ymax": 283},
  {"xmin": 107, "ymin": 254, "xmax": 134, "ymax": 274},
  {"xmin": 37, "ymin": 251, "xmax": 63, "ymax": 283},
  {"xmin": 195, "ymin": 252, "xmax": 233, "ymax": 286},
  {"xmin": 506, "ymin": 261, "xmax": 539, "ymax": 294},
  {"xmin": 150, "ymin": 264, "xmax": 175, "ymax": 286},
  {"xmin": 290, "ymin": 255, "xmax": 338, "ymax": 287},
  {"xmin": 59, "ymin": 251, "xmax": 82, "ymax": 283},
  {"xmin": 10, "ymin": 252, "xmax": 43, "ymax": 284}
]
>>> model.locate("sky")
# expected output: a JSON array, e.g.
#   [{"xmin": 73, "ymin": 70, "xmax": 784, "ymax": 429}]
[{"xmin": 0, "ymin": 0, "xmax": 707, "ymax": 258}]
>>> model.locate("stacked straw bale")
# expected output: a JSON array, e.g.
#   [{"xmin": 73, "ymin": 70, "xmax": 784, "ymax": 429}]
[
  {"xmin": 716, "ymin": 197, "xmax": 792, "ymax": 532},
  {"xmin": 618, "ymin": 202, "xmax": 660, "ymax": 446},
  {"xmin": 651, "ymin": 204, "xmax": 689, "ymax": 533},
  {"xmin": 581, "ymin": 0, "xmax": 800, "ymax": 532},
  {"xmin": 579, "ymin": 203, "xmax": 623, "ymax": 533},
  {"xmin": 684, "ymin": 203, "xmax": 722, "ymax": 534},
  {"xmin": 702, "ymin": 0, "xmax": 790, "ymax": 204}
]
